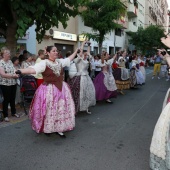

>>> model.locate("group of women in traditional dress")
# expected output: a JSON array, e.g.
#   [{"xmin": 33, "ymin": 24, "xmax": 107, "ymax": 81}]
[{"xmin": 11, "ymin": 40, "xmax": 146, "ymax": 138}]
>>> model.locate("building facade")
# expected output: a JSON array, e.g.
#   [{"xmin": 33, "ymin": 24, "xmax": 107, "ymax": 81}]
[
  {"xmin": 1, "ymin": 0, "xmax": 169, "ymax": 56},
  {"xmin": 126, "ymin": 0, "xmax": 145, "ymax": 53},
  {"xmin": 145, "ymin": 0, "xmax": 169, "ymax": 32}
]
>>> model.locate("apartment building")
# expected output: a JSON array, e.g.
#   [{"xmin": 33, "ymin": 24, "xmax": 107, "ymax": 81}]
[
  {"xmin": 145, "ymin": 0, "xmax": 169, "ymax": 32},
  {"xmin": 36, "ymin": 16, "xmax": 78, "ymax": 57},
  {"xmin": 2, "ymin": 1, "xmax": 168, "ymax": 55},
  {"xmin": 36, "ymin": 2, "xmax": 129, "ymax": 56},
  {"xmin": 125, "ymin": 0, "xmax": 145, "ymax": 52}
]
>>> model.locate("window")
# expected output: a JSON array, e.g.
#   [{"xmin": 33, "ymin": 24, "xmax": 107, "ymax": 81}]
[{"xmin": 115, "ymin": 28, "xmax": 121, "ymax": 36}]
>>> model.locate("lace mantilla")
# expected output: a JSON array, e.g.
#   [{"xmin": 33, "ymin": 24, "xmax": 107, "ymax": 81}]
[{"xmin": 46, "ymin": 60, "xmax": 61, "ymax": 77}]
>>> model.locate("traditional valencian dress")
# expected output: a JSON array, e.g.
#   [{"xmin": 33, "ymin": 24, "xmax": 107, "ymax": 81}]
[
  {"xmin": 68, "ymin": 55, "xmax": 96, "ymax": 113},
  {"xmin": 29, "ymin": 58, "xmax": 75, "ymax": 133},
  {"xmin": 113, "ymin": 57, "xmax": 130, "ymax": 90},
  {"xmin": 150, "ymin": 89, "xmax": 170, "ymax": 169},
  {"xmin": 138, "ymin": 58, "xmax": 146, "ymax": 83},
  {"xmin": 129, "ymin": 60, "xmax": 144, "ymax": 88},
  {"xmin": 93, "ymin": 58, "xmax": 117, "ymax": 101}
]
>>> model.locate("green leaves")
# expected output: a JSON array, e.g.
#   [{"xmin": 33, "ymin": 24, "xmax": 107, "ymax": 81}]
[
  {"xmin": 80, "ymin": 0, "xmax": 126, "ymax": 49},
  {"xmin": 129, "ymin": 25, "xmax": 166, "ymax": 54},
  {"xmin": 0, "ymin": 0, "xmax": 82, "ymax": 43}
]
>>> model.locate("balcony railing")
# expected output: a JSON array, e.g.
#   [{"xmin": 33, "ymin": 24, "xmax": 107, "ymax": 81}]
[{"xmin": 127, "ymin": 3, "xmax": 137, "ymax": 18}]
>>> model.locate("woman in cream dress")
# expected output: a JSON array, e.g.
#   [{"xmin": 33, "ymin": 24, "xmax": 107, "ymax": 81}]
[
  {"xmin": 68, "ymin": 41, "xmax": 96, "ymax": 114},
  {"xmin": 150, "ymin": 35, "xmax": 170, "ymax": 169}
]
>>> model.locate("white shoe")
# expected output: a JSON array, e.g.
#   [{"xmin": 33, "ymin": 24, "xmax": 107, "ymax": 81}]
[
  {"xmin": 4, "ymin": 117, "xmax": 10, "ymax": 122},
  {"xmin": 58, "ymin": 132, "xmax": 64, "ymax": 136},
  {"xmin": 86, "ymin": 109, "xmax": 91, "ymax": 114},
  {"xmin": 158, "ymin": 77, "xmax": 160, "ymax": 79},
  {"xmin": 57, "ymin": 132, "xmax": 66, "ymax": 138},
  {"xmin": 166, "ymin": 79, "xmax": 169, "ymax": 81},
  {"xmin": 12, "ymin": 114, "xmax": 20, "ymax": 118},
  {"xmin": 152, "ymin": 76, "xmax": 154, "ymax": 79}
]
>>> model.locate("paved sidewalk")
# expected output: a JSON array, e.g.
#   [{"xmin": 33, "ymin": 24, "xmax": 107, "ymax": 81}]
[{"xmin": 0, "ymin": 105, "xmax": 29, "ymax": 129}]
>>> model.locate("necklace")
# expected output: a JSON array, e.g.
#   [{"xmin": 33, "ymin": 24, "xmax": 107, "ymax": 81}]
[{"xmin": 48, "ymin": 58, "xmax": 55, "ymax": 62}]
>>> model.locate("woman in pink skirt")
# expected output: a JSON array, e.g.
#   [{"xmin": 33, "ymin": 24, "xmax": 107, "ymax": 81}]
[{"xmin": 16, "ymin": 46, "xmax": 79, "ymax": 138}]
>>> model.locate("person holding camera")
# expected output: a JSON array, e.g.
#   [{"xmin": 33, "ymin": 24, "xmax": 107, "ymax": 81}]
[
  {"xmin": 68, "ymin": 41, "xmax": 96, "ymax": 114},
  {"xmin": 152, "ymin": 50, "xmax": 163, "ymax": 80}
]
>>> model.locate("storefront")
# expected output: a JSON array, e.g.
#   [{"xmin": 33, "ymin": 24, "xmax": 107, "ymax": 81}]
[{"xmin": 37, "ymin": 30, "xmax": 77, "ymax": 57}]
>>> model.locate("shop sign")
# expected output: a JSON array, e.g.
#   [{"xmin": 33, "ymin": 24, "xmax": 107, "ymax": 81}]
[
  {"xmin": 53, "ymin": 31, "xmax": 77, "ymax": 41},
  {"xmin": 78, "ymin": 34, "xmax": 87, "ymax": 41}
]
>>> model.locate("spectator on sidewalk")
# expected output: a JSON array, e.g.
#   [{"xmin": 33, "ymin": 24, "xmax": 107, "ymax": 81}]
[
  {"xmin": 0, "ymin": 48, "xmax": 19, "ymax": 122},
  {"xmin": 34, "ymin": 49, "xmax": 45, "ymax": 87},
  {"xmin": 11, "ymin": 57, "xmax": 21, "ymax": 105},
  {"xmin": 21, "ymin": 53, "xmax": 34, "ymax": 69},
  {"xmin": 152, "ymin": 51, "xmax": 163, "ymax": 80}
]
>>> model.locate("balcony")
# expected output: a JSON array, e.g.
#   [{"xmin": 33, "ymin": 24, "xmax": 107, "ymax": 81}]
[
  {"xmin": 126, "ymin": 21, "xmax": 138, "ymax": 33},
  {"xmin": 127, "ymin": 3, "xmax": 137, "ymax": 18}
]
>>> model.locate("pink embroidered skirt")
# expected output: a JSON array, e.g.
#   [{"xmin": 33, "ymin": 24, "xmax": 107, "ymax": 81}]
[{"xmin": 29, "ymin": 82, "xmax": 75, "ymax": 133}]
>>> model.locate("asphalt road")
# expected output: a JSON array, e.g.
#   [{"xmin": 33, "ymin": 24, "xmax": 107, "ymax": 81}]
[{"xmin": 0, "ymin": 69, "xmax": 169, "ymax": 170}]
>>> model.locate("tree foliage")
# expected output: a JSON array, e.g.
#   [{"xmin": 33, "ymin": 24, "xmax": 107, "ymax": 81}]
[
  {"xmin": 79, "ymin": 0, "xmax": 126, "ymax": 53},
  {"xmin": 0, "ymin": 0, "xmax": 82, "ymax": 53},
  {"xmin": 129, "ymin": 25, "xmax": 166, "ymax": 55}
]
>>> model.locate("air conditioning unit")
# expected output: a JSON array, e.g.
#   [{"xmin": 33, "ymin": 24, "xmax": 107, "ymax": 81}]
[{"xmin": 49, "ymin": 29, "xmax": 54, "ymax": 36}]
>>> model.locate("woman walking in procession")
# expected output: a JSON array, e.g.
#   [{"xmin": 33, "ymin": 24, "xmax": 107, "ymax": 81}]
[
  {"xmin": 68, "ymin": 41, "xmax": 96, "ymax": 114},
  {"xmin": 16, "ymin": 46, "xmax": 79, "ymax": 138},
  {"xmin": 93, "ymin": 52, "xmax": 117, "ymax": 103},
  {"xmin": 150, "ymin": 35, "xmax": 170, "ymax": 170}
]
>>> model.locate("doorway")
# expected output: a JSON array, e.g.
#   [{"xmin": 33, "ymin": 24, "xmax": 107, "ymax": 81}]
[{"xmin": 55, "ymin": 43, "xmax": 74, "ymax": 58}]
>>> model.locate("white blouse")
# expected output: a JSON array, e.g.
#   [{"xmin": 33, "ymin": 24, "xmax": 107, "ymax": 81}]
[
  {"xmin": 29, "ymin": 58, "xmax": 70, "ymax": 76},
  {"xmin": 100, "ymin": 58, "xmax": 114, "ymax": 67},
  {"xmin": 131, "ymin": 60, "xmax": 138, "ymax": 67}
]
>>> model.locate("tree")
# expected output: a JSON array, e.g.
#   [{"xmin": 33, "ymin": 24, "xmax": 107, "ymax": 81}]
[
  {"xmin": 0, "ymin": 0, "xmax": 82, "ymax": 54},
  {"xmin": 79, "ymin": 0, "xmax": 126, "ymax": 54},
  {"xmin": 129, "ymin": 25, "xmax": 166, "ymax": 55}
]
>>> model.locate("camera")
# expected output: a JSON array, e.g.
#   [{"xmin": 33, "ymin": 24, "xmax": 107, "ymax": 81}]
[
  {"xmin": 77, "ymin": 49, "xmax": 81, "ymax": 53},
  {"xmin": 15, "ymin": 70, "xmax": 22, "ymax": 74},
  {"xmin": 87, "ymin": 42, "xmax": 91, "ymax": 46},
  {"xmin": 161, "ymin": 51, "xmax": 166, "ymax": 56},
  {"xmin": 85, "ymin": 41, "xmax": 91, "ymax": 46}
]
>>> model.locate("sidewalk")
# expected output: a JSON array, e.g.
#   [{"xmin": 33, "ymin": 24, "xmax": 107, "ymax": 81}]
[{"xmin": 0, "ymin": 105, "xmax": 29, "ymax": 129}]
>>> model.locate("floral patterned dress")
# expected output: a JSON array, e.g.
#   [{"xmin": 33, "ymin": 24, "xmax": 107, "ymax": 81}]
[
  {"xmin": 68, "ymin": 55, "xmax": 96, "ymax": 113},
  {"xmin": 29, "ymin": 59, "xmax": 75, "ymax": 133}
]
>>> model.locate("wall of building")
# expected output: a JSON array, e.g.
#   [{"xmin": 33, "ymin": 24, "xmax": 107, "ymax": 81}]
[
  {"xmin": 36, "ymin": 17, "xmax": 78, "ymax": 56},
  {"xmin": 145, "ymin": 0, "xmax": 169, "ymax": 31},
  {"xmin": 77, "ymin": 16, "xmax": 126, "ymax": 54}
]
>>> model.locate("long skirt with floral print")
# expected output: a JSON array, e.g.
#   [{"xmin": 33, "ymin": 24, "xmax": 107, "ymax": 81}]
[{"xmin": 29, "ymin": 82, "xmax": 75, "ymax": 133}]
